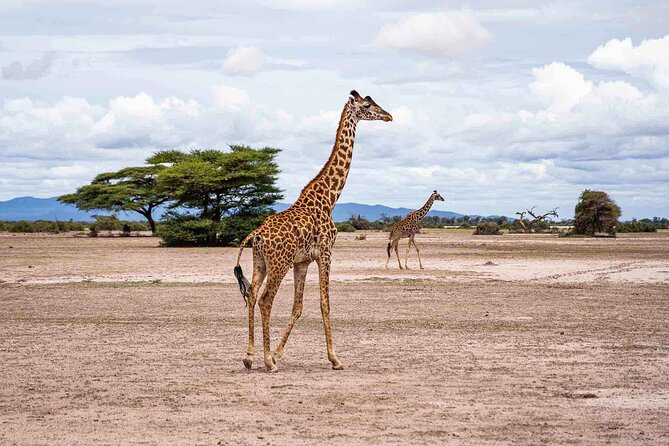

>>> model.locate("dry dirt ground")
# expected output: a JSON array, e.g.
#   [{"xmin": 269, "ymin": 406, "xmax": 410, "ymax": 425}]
[{"xmin": 1, "ymin": 230, "xmax": 668, "ymax": 445}]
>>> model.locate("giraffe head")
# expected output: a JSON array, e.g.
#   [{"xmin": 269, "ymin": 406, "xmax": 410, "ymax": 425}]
[
  {"xmin": 432, "ymin": 190, "xmax": 445, "ymax": 201},
  {"xmin": 349, "ymin": 90, "xmax": 393, "ymax": 122}
]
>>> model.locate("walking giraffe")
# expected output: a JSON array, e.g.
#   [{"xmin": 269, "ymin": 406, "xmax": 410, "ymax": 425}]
[
  {"xmin": 385, "ymin": 191, "xmax": 445, "ymax": 270},
  {"xmin": 234, "ymin": 90, "xmax": 393, "ymax": 372}
]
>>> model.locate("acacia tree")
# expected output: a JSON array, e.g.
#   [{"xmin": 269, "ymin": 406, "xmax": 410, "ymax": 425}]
[
  {"xmin": 59, "ymin": 165, "xmax": 168, "ymax": 234},
  {"xmin": 573, "ymin": 190, "xmax": 621, "ymax": 236},
  {"xmin": 149, "ymin": 146, "xmax": 283, "ymax": 246}
]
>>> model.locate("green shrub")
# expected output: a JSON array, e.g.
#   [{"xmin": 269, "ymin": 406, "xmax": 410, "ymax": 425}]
[
  {"xmin": 157, "ymin": 217, "xmax": 224, "ymax": 247},
  {"xmin": 7, "ymin": 221, "xmax": 35, "ymax": 233},
  {"xmin": 473, "ymin": 222, "xmax": 500, "ymax": 235},
  {"xmin": 335, "ymin": 222, "xmax": 356, "ymax": 232},
  {"xmin": 617, "ymin": 220, "xmax": 657, "ymax": 233},
  {"xmin": 127, "ymin": 221, "xmax": 150, "ymax": 231},
  {"xmin": 217, "ymin": 214, "xmax": 270, "ymax": 247},
  {"xmin": 91, "ymin": 214, "xmax": 122, "ymax": 231}
]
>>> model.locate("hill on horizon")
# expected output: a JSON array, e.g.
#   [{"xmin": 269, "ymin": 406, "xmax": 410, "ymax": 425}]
[{"xmin": 0, "ymin": 196, "xmax": 496, "ymax": 223}]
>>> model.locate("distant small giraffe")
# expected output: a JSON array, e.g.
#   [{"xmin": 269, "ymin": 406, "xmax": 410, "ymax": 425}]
[
  {"xmin": 234, "ymin": 90, "xmax": 392, "ymax": 372},
  {"xmin": 385, "ymin": 191, "xmax": 445, "ymax": 270}
]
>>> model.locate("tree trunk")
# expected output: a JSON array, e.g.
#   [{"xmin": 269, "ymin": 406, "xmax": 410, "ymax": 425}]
[
  {"xmin": 138, "ymin": 209, "xmax": 157, "ymax": 235},
  {"xmin": 146, "ymin": 214, "xmax": 156, "ymax": 235}
]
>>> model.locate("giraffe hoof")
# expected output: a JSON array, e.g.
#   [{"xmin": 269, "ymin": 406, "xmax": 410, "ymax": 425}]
[
  {"xmin": 267, "ymin": 365, "xmax": 279, "ymax": 373},
  {"xmin": 332, "ymin": 363, "xmax": 344, "ymax": 370},
  {"xmin": 243, "ymin": 357, "xmax": 253, "ymax": 370}
]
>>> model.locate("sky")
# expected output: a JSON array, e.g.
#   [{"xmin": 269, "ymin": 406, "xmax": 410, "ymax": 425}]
[{"xmin": 1, "ymin": 0, "xmax": 668, "ymax": 219}]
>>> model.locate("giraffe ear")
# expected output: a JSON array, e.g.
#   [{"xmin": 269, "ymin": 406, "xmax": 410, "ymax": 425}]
[{"xmin": 350, "ymin": 90, "xmax": 362, "ymax": 100}]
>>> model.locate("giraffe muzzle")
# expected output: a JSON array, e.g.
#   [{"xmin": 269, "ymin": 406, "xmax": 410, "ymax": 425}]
[{"xmin": 383, "ymin": 114, "xmax": 393, "ymax": 122}]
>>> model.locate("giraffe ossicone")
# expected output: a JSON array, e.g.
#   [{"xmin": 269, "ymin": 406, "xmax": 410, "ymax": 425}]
[
  {"xmin": 234, "ymin": 90, "xmax": 393, "ymax": 372},
  {"xmin": 385, "ymin": 191, "xmax": 445, "ymax": 270}
]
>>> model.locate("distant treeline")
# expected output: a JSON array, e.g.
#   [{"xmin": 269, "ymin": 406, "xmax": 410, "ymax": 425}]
[
  {"xmin": 2, "ymin": 215, "xmax": 668, "ymax": 235},
  {"xmin": 0, "ymin": 215, "xmax": 150, "ymax": 234},
  {"xmin": 334, "ymin": 214, "xmax": 669, "ymax": 233}
]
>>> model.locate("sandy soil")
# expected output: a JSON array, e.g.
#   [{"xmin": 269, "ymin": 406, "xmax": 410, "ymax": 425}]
[{"xmin": 1, "ymin": 230, "xmax": 668, "ymax": 444}]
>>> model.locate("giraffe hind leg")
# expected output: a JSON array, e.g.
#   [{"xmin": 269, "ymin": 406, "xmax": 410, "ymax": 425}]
[
  {"xmin": 258, "ymin": 266, "xmax": 290, "ymax": 372},
  {"xmin": 394, "ymin": 240, "xmax": 403, "ymax": 269},
  {"xmin": 243, "ymin": 255, "xmax": 266, "ymax": 370},
  {"xmin": 384, "ymin": 239, "xmax": 396, "ymax": 269}
]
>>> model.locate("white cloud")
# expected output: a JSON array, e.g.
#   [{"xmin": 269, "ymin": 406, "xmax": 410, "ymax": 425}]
[
  {"xmin": 529, "ymin": 62, "xmax": 592, "ymax": 113},
  {"xmin": 94, "ymin": 93, "xmax": 200, "ymax": 148},
  {"xmin": 223, "ymin": 46, "xmax": 265, "ymax": 77},
  {"xmin": 374, "ymin": 11, "xmax": 492, "ymax": 56},
  {"xmin": 587, "ymin": 35, "xmax": 669, "ymax": 88},
  {"xmin": 211, "ymin": 84, "xmax": 251, "ymax": 109}
]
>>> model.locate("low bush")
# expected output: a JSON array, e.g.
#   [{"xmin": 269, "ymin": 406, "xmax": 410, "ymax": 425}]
[
  {"xmin": 473, "ymin": 222, "xmax": 500, "ymax": 235},
  {"xmin": 335, "ymin": 222, "xmax": 356, "ymax": 233},
  {"xmin": 157, "ymin": 217, "xmax": 224, "ymax": 247},
  {"xmin": 617, "ymin": 220, "xmax": 657, "ymax": 233}
]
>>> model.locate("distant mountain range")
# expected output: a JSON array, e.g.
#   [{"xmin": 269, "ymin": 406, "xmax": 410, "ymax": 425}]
[
  {"xmin": 0, "ymin": 196, "xmax": 495, "ymax": 222},
  {"xmin": 274, "ymin": 202, "xmax": 466, "ymax": 222},
  {"xmin": 0, "ymin": 197, "xmax": 153, "ymax": 221}
]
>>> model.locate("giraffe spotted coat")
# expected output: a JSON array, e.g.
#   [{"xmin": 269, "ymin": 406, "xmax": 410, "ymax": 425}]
[
  {"xmin": 385, "ymin": 191, "xmax": 445, "ymax": 270},
  {"xmin": 234, "ymin": 90, "xmax": 392, "ymax": 373}
]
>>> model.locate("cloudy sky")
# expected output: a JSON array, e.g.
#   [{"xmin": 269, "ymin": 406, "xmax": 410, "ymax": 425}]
[{"xmin": 1, "ymin": 0, "xmax": 668, "ymax": 218}]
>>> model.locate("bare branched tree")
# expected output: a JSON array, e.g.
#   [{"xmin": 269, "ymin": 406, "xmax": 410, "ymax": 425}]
[{"xmin": 515, "ymin": 206, "xmax": 559, "ymax": 232}]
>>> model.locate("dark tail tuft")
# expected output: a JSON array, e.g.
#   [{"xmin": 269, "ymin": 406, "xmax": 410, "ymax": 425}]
[
  {"xmin": 386, "ymin": 242, "xmax": 391, "ymax": 257},
  {"xmin": 233, "ymin": 265, "xmax": 251, "ymax": 307}
]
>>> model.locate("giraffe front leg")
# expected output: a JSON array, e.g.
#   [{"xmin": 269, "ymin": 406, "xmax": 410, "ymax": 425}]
[
  {"xmin": 317, "ymin": 254, "xmax": 343, "ymax": 370},
  {"xmin": 404, "ymin": 239, "xmax": 411, "ymax": 269},
  {"xmin": 243, "ymin": 260, "xmax": 266, "ymax": 370},
  {"xmin": 274, "ymin": 261, "xmax": 309, "ymax": 361},
  {"xmin": 412, "ymin": 238, "xmax": 424, "ymax": 269}
]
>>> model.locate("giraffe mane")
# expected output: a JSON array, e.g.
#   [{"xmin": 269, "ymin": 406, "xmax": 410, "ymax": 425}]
[{"xmin": 299, "ymin": 100, "xmax": 351, "ymax": 195}]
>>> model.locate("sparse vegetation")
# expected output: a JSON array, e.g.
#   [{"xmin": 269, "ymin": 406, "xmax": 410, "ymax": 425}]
[
  {"xmin": 1, "ymin": 220, "xmax": 87, "ymax": 233},
  {"xmin": 0, "ymin": 217, "xmax": 148, "ymax": 235}
]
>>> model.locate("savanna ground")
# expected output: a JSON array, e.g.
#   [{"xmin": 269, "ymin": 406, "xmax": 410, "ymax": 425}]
[{"xmin": 1, "ymin": 229, "xmax": 668, "ymax": 445}]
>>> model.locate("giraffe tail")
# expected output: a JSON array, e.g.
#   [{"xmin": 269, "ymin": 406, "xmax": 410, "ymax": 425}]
[
  {"xmin": 234, "ymin": 229, "xmax": 258, "ymax": 307},
  {"xmin": 386, "ymin": 241, "xmax": 391, "ymax": 258}
]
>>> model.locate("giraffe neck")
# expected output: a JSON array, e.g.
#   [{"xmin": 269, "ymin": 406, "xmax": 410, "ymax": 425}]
[
  {"xmin": 414, "ymin": 196, "xmax": 436, "ymax": 220},
  {"xmin": 295, "ymin": 101, "xmax": 358, "ymax": 212}
]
